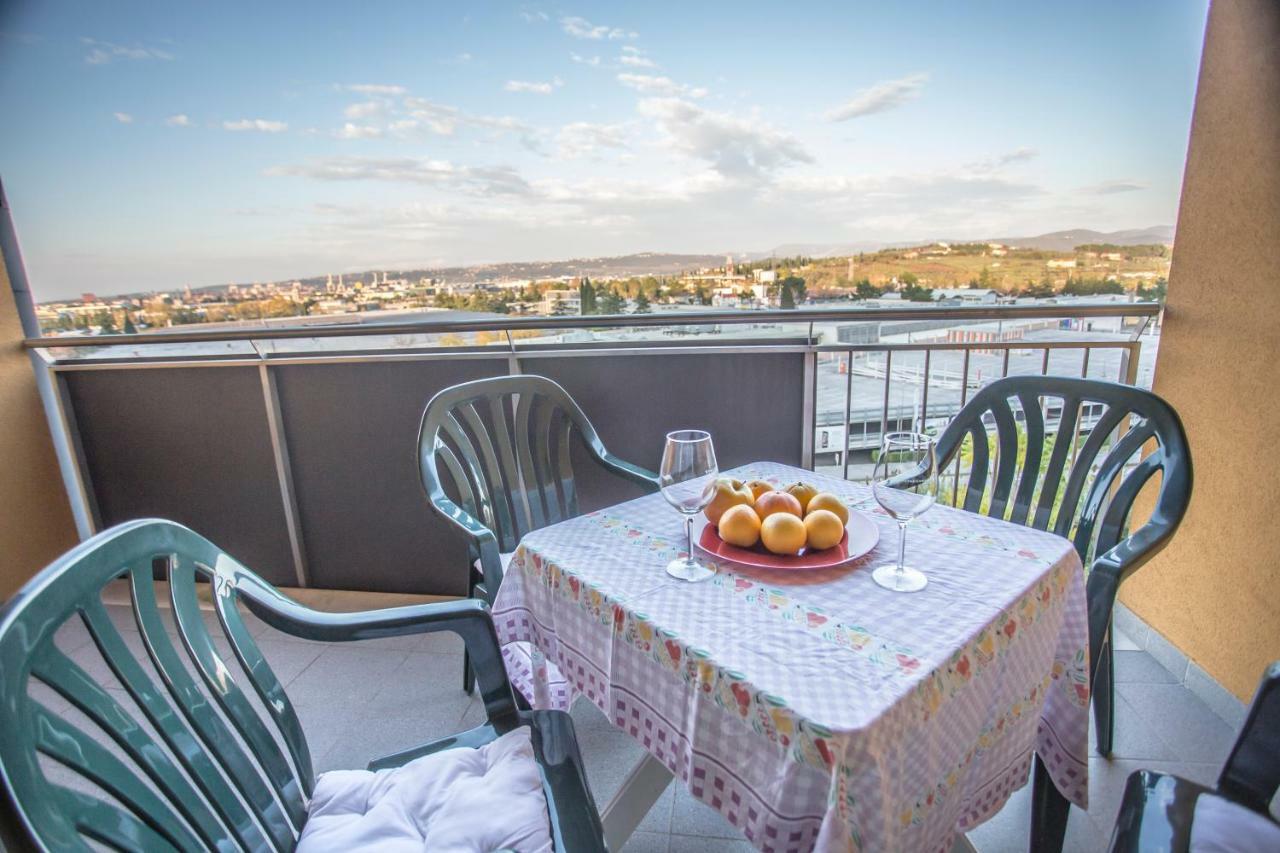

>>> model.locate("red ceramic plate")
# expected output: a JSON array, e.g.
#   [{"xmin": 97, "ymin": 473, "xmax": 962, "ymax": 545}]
[{"xmin": 695, "ymin": 512, "xmax": 880, "ymax": 571}]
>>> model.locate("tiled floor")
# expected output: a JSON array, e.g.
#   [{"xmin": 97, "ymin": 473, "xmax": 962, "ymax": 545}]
[{"xmin": 44, "ymin": 604, "xmax": 1242, "ymax": 852}]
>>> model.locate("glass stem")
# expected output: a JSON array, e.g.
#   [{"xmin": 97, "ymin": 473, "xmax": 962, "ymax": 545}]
[
  {"xmin": 686, "ymin": 515, "xmax": 694, "ymax": 563},
  {"xmin": 897, "ymin": 521, "xmax": 908, "ymax": 574}
]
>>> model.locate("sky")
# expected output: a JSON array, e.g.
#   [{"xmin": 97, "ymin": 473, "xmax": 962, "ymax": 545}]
[{"xmin": 0, "ymin": 0, "xmax": 1209, "ymax": 300}]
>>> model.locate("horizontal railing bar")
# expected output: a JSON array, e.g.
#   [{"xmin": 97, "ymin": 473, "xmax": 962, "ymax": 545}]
[
  {"xmin": 47, "ymin": 342, "xmax": 818, "ymax": 371},
  {"xmin": 814, "ymin": 340, "xmax": 1137, "ymax": 353},
  {"xmin": 24, "ymin": 302, "xmax": 1161, "ymax": 350}
]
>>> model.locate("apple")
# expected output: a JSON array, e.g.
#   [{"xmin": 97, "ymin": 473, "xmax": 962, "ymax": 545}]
[
  {"xmin": 755, "ymin": 490, "xmax": 803, "ymax": 520},
  {"xmin": 704, "ymin": 477, "xmax": 755, "ymax": 524}
]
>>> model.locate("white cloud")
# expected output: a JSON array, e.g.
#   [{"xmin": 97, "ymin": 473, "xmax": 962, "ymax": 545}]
[
  {"xmin": 504, "ymin": 77, "xmax": 563, "ymax": 94},
  {"xmin": 82, "ymin": 37, "xmax": 173, "ymax": 65},
  {"xmin": 571, "ymin": 53, "xmax": 602, "ymax": 67},
  {"xmin": 402, "ymin": 97, "xmax": 529, "ymax": 136},
  {"xmin": 343, "ymin": 83, "xmax": 406, "ymax": 96},
  {"xmin": 520, "ymin": 9, "xmax": 549, "ymax": 22},
  {"xmin": 164, "ymin": 114, "xmax": 191, "ymax": 127},
  {"xmin": 966, "ymin": 147, "xmax": 1039, "ymax": 172},
  {"xmin": 344, "ymin": 100, "xmax": 387, "ymax": 119},
  {"xmin": 556, "ymin": 121, "xmax": 628, "ymax": 159},
  {"xmin": 335, "ymin": 123, "xmax": 382, "ymax": 139},
  {"xmin": 112, "ymin": 112, "xmax": 133, "ymax": 124},
  {"xmin": 223, "ymin": 118, "xmax": 288, "ymax": 133},
  {"xmin": 619, "ymin": 47, "xmax": 656, "ymax": 68},
  {"xmin": 824, "ymin": 72, "xmax": 929, "ymax": 121},
  {"xmin": 1078, "ymin": 179, "xmax": 1147, "ymax": 195},
  {"xmin": 266, "ymin": 156, "xmax": 533, "ymax": 196},
  {"xmin": 637, "ymin": 97, "xmax": 812, "ymax": 180},
  {"xmin": 561, "ymin": 16, "xmax": 636, "ymax": 40},
  {"xmin": 617, "ymin": 74, "xmax": 706, "ymax": 98}
]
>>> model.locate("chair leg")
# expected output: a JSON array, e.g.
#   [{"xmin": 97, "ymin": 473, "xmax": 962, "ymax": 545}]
[
  {"xmin": 462, "ymin": 648, "xmax": 475, "ymax": 695},
  {"xmin": 1029, "ymin": 753, "xmax": 1069, "ymax": 853},
  {"xmin": 1093, "ymin": 630, "xmax": 1115, "ymax": 757}
]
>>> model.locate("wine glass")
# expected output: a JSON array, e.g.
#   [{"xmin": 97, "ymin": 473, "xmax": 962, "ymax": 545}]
[
  {"xmin": 658, "ymin": 430, "xmax": 718, "ymax": 582},
  {"xmin": 871, "ymin": 432, "xmax": 938, "ymax": 592}
]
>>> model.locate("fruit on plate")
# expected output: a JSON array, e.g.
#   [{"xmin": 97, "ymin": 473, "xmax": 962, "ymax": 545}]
[
  {"xmin": 718, "ymin": 504, "xmax": 762, "ymax": 547},
  {"xmin": 784, "ymin": 481, "xmax": 819, "ymax": 513},
  {"xmin": 806, "ymin": 492, "xmax": 849, "ymax": 525},
  {"xmin": 760, "ymin": 513, "xmax": 807, "ymax": 555},
  {"xmin": 804, "ymin": 509, "xmax": 844, "ymax": 550},
  {"xmin": 745, "ymin": 479, "xmax": 774, "ymax": 500},
  {"xmin": 755, "ymin": 490, "xmax": 803, "ymax": 520},
  {"xmin": 704, "ymin": 478, "xmax": 754, "ymax": 524}
]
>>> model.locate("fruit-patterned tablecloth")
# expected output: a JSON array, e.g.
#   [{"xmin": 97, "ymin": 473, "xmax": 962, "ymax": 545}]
[{"xmin": 491, "ymin": 462, "xmax": 1089, "ymax": 853}]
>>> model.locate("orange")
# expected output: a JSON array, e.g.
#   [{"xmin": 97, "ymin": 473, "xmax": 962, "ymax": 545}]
[
  {"xmin": 718, "ymin": 504, "xmax": 761, "ymax": 547},
  {"xmin": 806, "ymin": 493, "xmax": 849, "ymax": 525},
  {"xmin": 804, "ymin": 509, "xmax": 844, "ymax": 551},
  {"xmin": 761, "ymin": 513, "xmax": 807, "ymax": 555},
  {"xmin": 745, "ymin": 479, "xmax": 774, "ymax": 500},
  {"xmin": 785, "ymin": 481, "xmax": 819, "ymax": 513},
  {"xmin": 755, "ymin": 490, "xmax": 803, "ymax": 520}
]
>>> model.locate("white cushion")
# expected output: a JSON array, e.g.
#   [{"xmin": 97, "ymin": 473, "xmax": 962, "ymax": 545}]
[
  {"xmin": 1189, "ymin": 793, "xmax": 1280, "ymax": 852},
  {"xmin": 297, "ymin": 726, "xmax": 553, "ymax": 853}
]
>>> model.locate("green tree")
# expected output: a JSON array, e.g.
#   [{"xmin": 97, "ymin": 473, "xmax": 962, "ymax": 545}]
[
  {"xmin": 780, "ymin": 275, "xmax": 806, "ymax": 304},
  {"xmin": 898, "ymin": 271, "xmax": 919, "ymax": 287},
  {"xmin": 1136, "ymin": 277, "xmax": 1168, "ymax": 303},
  {"xmin": 1020, "ymin": 280, "xmax": 1055, "ymax": 299},
  {"xmin": 578, "ymin": 277, "xmax": 597, "ymax": 315},
  {"xmin": 779, "ymin": 283, "xmax": 796, "ymax": 309},
  {"xmin": 632, "ymin": 291, "xmax": 651, "ymax": 314},
  {"xmin": 902, "ymin": 284, "xmax": 934, "ymax": 302},
  {"xmin": 121, "ymin": 312, "xmax": 137, "ymax": 335},
  {"xmin": 854, "ymin": 279, "xmax": 882, "ymax": 300},
  {"xmin": 95, "ymin": 310, "xmax": 117, "ymax": 334},
  {"xmin": 598, "ymin": 288, "xmax": 626, "ymax": 314}
]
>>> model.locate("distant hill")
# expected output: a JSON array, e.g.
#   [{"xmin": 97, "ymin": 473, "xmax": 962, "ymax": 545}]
[
  {"xmin": 752, "ymin": 226, "xmax": 1174, "ymax": 259},
  {"xmin": 991, "ymin": 226, "xmax": 1175, "ymax": 252},
  {"xmin": 379, "ymin": 252, "xmax": 729, "ymax": 284}
]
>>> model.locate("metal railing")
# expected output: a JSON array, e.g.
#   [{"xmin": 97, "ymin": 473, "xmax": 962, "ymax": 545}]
[{"xmin": 21, "ymin": 301, "xmax": 1160, "ymax": 594}]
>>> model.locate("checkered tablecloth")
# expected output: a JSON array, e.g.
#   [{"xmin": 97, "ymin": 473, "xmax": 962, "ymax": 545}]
[{"xmin": 492, "ymin": 462, "xmax": 1089, "ymax": 853}]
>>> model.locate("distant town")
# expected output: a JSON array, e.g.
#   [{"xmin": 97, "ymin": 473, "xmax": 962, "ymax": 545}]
[{"xmin": 35, "ymin": 236, "xmax": 1171, "ymax": 337}]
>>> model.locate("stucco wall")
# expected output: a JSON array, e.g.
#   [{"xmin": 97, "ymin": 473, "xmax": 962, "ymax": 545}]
[
  {"xmin": 1119, "ymin": 0, "xmax": 1280, "ymax": 701},
  {"xmin": 0, "ymin": 248, "xmax": 77, "ymax": 598}
]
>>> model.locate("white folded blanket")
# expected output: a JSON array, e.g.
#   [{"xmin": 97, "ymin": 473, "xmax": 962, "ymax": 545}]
[{"xmin": 297, "ymin": 726, "xmax": 554, "ymax": 852}]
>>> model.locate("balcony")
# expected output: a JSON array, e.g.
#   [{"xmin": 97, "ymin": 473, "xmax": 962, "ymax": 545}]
[
  {"xmin": 2, "ymin": 0, "xmax": 1277, "ymax": 846},
  {"xmin": 6, "ymin": 299, "xmax": 1257, "ymax": 850}
]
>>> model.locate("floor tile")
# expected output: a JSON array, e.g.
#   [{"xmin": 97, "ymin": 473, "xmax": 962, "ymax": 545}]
[
  {"xmin": 668, "ymin": 835, "xmax": 755, "ymax": 852},
  {"xmin": 1116, "ymin": 681, "xmax": 1238, "ymax": 764},
  {"xmin": 637, "ymin": 783, "xmax": 675, "ymax": 834},
  {"xmin": 1112, "ymin": 650, "xmax": 1179, "ymax": 684},
  {"xmin": 286, "ymin": 646, "xmax": 409, "ymax": 709},
  {"xmin": 621, "ymin": 830, "xmax": 671, "ymax": 852},
  {"xmin": 1091, "ymin": 692, "xmax": 1180, "ymax": 761},
  {"xmin": 1111, "ymin": 627, "xmax": 1140, "ymax": 652},
  {"xmin": 671, "ymin": 786, "xmax": 746, "ymax": 840},
  {"xmin": 256, "ymin": 638, "xmax": 325, "ymax": 688}
]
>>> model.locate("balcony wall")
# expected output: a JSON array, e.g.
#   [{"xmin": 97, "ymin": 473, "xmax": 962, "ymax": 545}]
[
  {"xmin": 60, "ymin": 345, "xmax": 806, "ymax": 595},
  {"xmin": 1120, "ymin": 0, "xmax": 1280, "ymax": 702},
  {"xmin": 0, "ymin": 249, "xmax": 76, "ymax": 597}
]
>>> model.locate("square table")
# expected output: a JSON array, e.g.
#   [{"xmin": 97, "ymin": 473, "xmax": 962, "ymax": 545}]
[{"xmin": 492, "ymin": 461, "xmax": 1090, "ymax": 852}]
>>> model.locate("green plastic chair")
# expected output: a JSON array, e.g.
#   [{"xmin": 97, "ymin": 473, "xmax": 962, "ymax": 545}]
[
  {"xmin": 417, "ymin": 374, "xmax": 659, "ymax": 693},
  {"xmin": 0, "ymin": 519, "xmax": 606, "ymax": 852},
  {"xmin": 926, "ymin": 375, "xmax": 1192, "ymax": 852}
]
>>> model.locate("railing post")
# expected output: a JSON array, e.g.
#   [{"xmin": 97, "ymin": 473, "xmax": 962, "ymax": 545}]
[
  {"xmin": 258, "ymin": 363, "xmax": 309, "ymax": 587},
  {"xmin": 0, "ymin": 178, "xmax": 97, "ymax": 540},
  {"xmin": 802, "ymin": 347, "xmax": 816, "ymax": 470}
]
